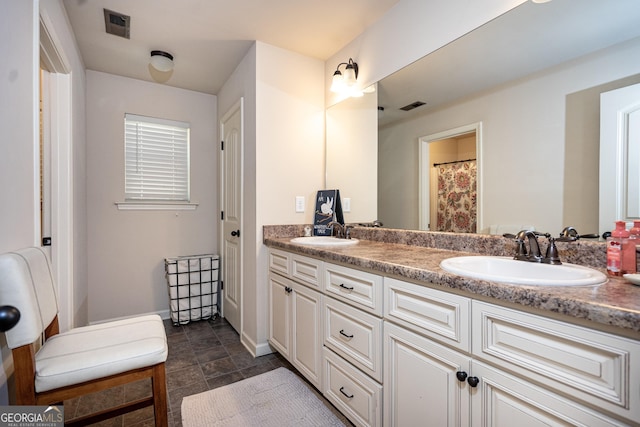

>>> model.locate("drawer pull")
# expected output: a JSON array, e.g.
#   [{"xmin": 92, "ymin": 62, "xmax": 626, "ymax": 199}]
[
  {"xmin": 456, "ymin": 371, "xmax": 468, "ymax": 382},
  {"xmin": 339, "ymin": 386, "xmax": 354, "ymax": 399},
  {"xmin": 284, "ymin": 286, "xmax": 292, "ymax": 294},
  {"xmin": 339, "ymin": 329, "xmax": 354, "ymax": 339},
  {"xmin": 339, "ymin": 283, "xmax": 354, "ymax": 291}
]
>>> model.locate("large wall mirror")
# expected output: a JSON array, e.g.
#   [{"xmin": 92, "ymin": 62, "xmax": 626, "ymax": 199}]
[{"xmin": 326, "ymin": 0, "xmax": 640, "ymax": 236}]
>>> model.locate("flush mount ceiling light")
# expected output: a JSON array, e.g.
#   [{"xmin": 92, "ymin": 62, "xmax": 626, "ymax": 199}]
[
  {"xmin": 149, "ymin": 50, "xmax": 174, "ymax": 72},
  {"xmin": 330, "ymin": 58, "xmax": 363, "ymax": 97}
]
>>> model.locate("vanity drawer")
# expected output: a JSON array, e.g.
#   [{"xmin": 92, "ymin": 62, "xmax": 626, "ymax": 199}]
[
  {"xmin": 472, "ymin": 300, "xmax": 640, "ymax": 423},
  {"xmin": 324, "ymin": 263, "xmax": 383, "ymax": 316},
  {"xmin": 323, "ymin": 347, "xmax": 382, "ymax": 427},
  {"xmin": 291, "ymin": 253, "xmax": 323, "ymax": 289},
  {"xmin": 268, "ymin": 248, "xmax": 290, "ymax": 276},
  {"xmin": 384, "ymin": 277, "xmax": 470, "ymax": 352},
  {"xmin": 324, "ymin": 297, "xmax": 383, "ymax": 381}
]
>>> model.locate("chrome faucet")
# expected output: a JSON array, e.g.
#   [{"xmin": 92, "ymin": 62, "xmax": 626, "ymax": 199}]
[{"xmin": 328, "ymin": 221, "xmax": 353, "ymax": 239}]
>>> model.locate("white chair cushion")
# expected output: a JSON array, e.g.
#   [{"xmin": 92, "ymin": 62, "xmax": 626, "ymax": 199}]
[{"xmin": 35, "ymin": 314, "xmax": 168, "ymax": 393}]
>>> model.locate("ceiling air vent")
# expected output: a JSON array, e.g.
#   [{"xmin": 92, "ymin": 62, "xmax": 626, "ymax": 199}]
[
  {"xmin": 399, "ymin": 101, "xmax": 426, "ymax": 111},
  {"xmin": 104, "ymin": 9, "xmax": 130, "ymax": 39}
]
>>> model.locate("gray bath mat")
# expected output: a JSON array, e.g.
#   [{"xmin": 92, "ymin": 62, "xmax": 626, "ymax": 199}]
[{"xmin": 182, "ymin": 367, "xmax": 347, "ymax": 426}]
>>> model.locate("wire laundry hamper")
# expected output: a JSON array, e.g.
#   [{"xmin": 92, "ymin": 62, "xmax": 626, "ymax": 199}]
[{"xmin": 164, "ymin": 254, "xmax": 220, "ymax": 325}]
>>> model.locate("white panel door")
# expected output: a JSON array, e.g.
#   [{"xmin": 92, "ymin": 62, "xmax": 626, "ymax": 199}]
[
  {"xmin": 599, "ymin": 82, "xmax": 640, "ymax": 232},
  {"xmin": 291, "ymin": 281, "xmax": 323, "ymax": 389},
  {"xmin": 268, "ymin": 273, "xmax": 290, "ymax": 358},
  {"xmin": 220, "ymin": 99, "xmax": 243, "ymax": 332}
]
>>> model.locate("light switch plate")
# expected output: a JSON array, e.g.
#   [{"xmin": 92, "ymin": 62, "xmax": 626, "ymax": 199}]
[
  {"xmin": 343, "ymin": 197, "xmax": 351, "ymax": 212},
  {"xmin": 295, "ymin": 196, "xmax": 305, "ymax": 213}
]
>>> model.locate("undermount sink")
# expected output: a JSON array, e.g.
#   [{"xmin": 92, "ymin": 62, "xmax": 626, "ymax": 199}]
[
  {"xmin": 440, "ymin": 256, "xmax": 607, "ymax": 287},
  {"xmin": 290, "ymin": 236, "xmax": 359, "ymax": 246}
]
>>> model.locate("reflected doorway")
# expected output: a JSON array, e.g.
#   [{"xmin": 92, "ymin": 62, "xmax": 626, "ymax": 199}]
[{"xmin": 419, "ymin": 122, "xmax": 482, "ymax": 232}]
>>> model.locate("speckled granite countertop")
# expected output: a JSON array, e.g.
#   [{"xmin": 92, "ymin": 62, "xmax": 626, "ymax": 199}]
[{"xmin": 264, "ymin": 226, "xmax": 640, "ymax": 335}]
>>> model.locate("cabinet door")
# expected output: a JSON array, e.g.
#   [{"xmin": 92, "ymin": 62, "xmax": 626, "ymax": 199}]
[
  {"xmin": 384, "ymin": 322, "xmax": 471, "ymax": 427},
  {"xmin": 268, "ymin": 272, "xmax": 291, "ymax": 358},
  {"xmin": 291, "ymin": 282, "xmax": 323, "ymax": 389},
  {"xmin": 470, "ymin": 361, "xmax": 627, "ymax": 427}
]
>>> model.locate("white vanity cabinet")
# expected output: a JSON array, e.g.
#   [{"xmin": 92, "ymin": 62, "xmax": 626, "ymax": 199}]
[
  {"xmin": 268, "ymin": 246, "xmax": 639, "ymax": 426},
  {"xmin": 268, "ymin": 248, "xmax": 383, "ymax": 426},
  {"xmin": 268, "ymin": 249, "xmax": 324, "ymax": 389},
  {"xmin": 383, "ymin": 277, "xmax": 638, "ymax": 427},
  {"xmin": 322, "ymin": 262, "xmax": 384, "ymax": 427},
  {"xmin": 383, "ymin": 277, "xmax": 473, "ymax": 426}
]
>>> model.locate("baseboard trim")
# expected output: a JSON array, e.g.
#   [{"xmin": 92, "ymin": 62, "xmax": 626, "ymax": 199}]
[
  {"xmin": 89, "ymin": 309, "xmax": 171, "ymax": 325},
  {"xmin": 240, "ymin": 331, "xmax": 273, "ymax": 357}
]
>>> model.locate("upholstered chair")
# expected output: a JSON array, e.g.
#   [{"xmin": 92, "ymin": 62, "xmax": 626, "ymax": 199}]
[{"xmin": 0, "ymin": 247, "xmax": 168, "ymax": 426}]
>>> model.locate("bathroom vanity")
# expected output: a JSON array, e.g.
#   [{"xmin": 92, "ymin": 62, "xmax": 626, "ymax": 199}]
[{"xmin": 264, "ymin": 226, "xmax": 640, "ymax": 427}]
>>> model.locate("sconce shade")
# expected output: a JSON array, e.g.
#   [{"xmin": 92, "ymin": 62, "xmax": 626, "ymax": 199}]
[
  {"xmin": 343, "ymin": 64, "xmax": 357, "ymax": 86},
  {"xmin": 330, "ymin": 70, "xmax": 345, "ymax": 93},
  {"xmin": 150, "ymin": 50, "xmax": 174, "ymax": 72}
]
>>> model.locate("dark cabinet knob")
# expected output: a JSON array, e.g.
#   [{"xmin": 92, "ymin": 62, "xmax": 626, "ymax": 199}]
[
  {"xmin": 467, "ymin": 376, "xmax": 479, "ymax": 387},
  {"xmin": 231, "ymin": 230, "xmax": 240, "ymax": 237},
  {"xmin": 455, "ymin": 371, "xmax": 468, "ymax": 382}
]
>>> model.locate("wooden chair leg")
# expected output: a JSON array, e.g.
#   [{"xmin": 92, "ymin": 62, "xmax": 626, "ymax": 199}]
[
  {"xmin": 152, "ymin": 363, "xmax": 169, "ymax": 427},
  {"xmin": 12, "ymin": 345, "xmax": 37, "ymax": 405}
]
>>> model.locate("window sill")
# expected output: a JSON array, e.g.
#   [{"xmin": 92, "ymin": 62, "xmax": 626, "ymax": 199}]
[{"xmin": 115, "ymin": 201, "xmax": 199, "ymax": 211}]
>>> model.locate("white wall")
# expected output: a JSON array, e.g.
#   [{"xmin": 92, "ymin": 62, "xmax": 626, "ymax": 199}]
[
  {"xmin": 1, "ymin": 0, "xmax": 87, "ymax": 404},
  {"xmin": 1, "ymin": 1, "xmax": 39, "ymax": 253},
  {"xmin": 254, "ymin": 42, "xmax": 325, "ymax": 353},
  {"xmin": 218, "ymin": 42, "xmax": 324, "ymax": 355},
  {"xmin": 86, "ymin": 71, "xmax": 217, "ymax": 322},
  {"xmin": 325, "ymin": 0, "xmax": 526, "ymax": 107},
  {"xmin": 326, "ymin": 91, "xmax": 378, "ymax": 223},
  {"xmin": 378, "ymin": 37, "xmax": 640, "ymax": 234}
]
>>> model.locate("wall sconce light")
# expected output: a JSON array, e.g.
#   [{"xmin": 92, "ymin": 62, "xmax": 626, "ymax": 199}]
[
  {"xmin": 149, "ymin": 50, "xmax": 174, "ymax": 72},
  {"xmin": 330, "ymin": 58, "xmax": 363, "ymax": 97}
]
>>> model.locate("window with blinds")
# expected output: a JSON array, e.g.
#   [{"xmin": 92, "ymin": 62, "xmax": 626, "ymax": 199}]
[{"xmin": 124, "ymin": 114, "xmax": 190, "ymax": 201}]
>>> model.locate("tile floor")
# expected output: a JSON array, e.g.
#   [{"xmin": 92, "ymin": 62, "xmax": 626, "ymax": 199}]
[{"xmin": 64, "ymin": 316, "xmax": 350, "ymax": 426}]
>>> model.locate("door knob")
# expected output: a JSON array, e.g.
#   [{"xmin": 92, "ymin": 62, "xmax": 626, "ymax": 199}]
[
  {"xmin": 467, "ymin": 376, "xmax": 479, "ymax": 387},
  {"xmin": 231, "ymin": 230, "xmax": 240, "ymax": 237}
]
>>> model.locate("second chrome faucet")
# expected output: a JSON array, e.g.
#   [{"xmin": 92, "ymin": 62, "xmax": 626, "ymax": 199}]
[{"xmin": 328, "ymin": 221, "xmax": 353, "ymax": 239}]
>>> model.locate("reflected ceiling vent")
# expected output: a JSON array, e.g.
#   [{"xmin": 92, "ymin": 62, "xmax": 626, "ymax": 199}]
[
  {"xmin": 104, "ymin": 9, "xmax": 130, "ymax": 39},
  {"xmin": 400, "ymin": 101, "xmax": 426, "ymax": 111}
]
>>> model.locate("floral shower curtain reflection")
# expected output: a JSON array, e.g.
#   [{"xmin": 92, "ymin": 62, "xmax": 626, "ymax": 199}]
[{"xmin": 436, "ymin": 160, "xmax": 477, "ymax": 233}]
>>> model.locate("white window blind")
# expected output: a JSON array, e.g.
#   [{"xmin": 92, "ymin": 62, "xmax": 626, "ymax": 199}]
[{"xmin": 124, "ymin": 114, "xmax": 190, "ymax": 201}]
